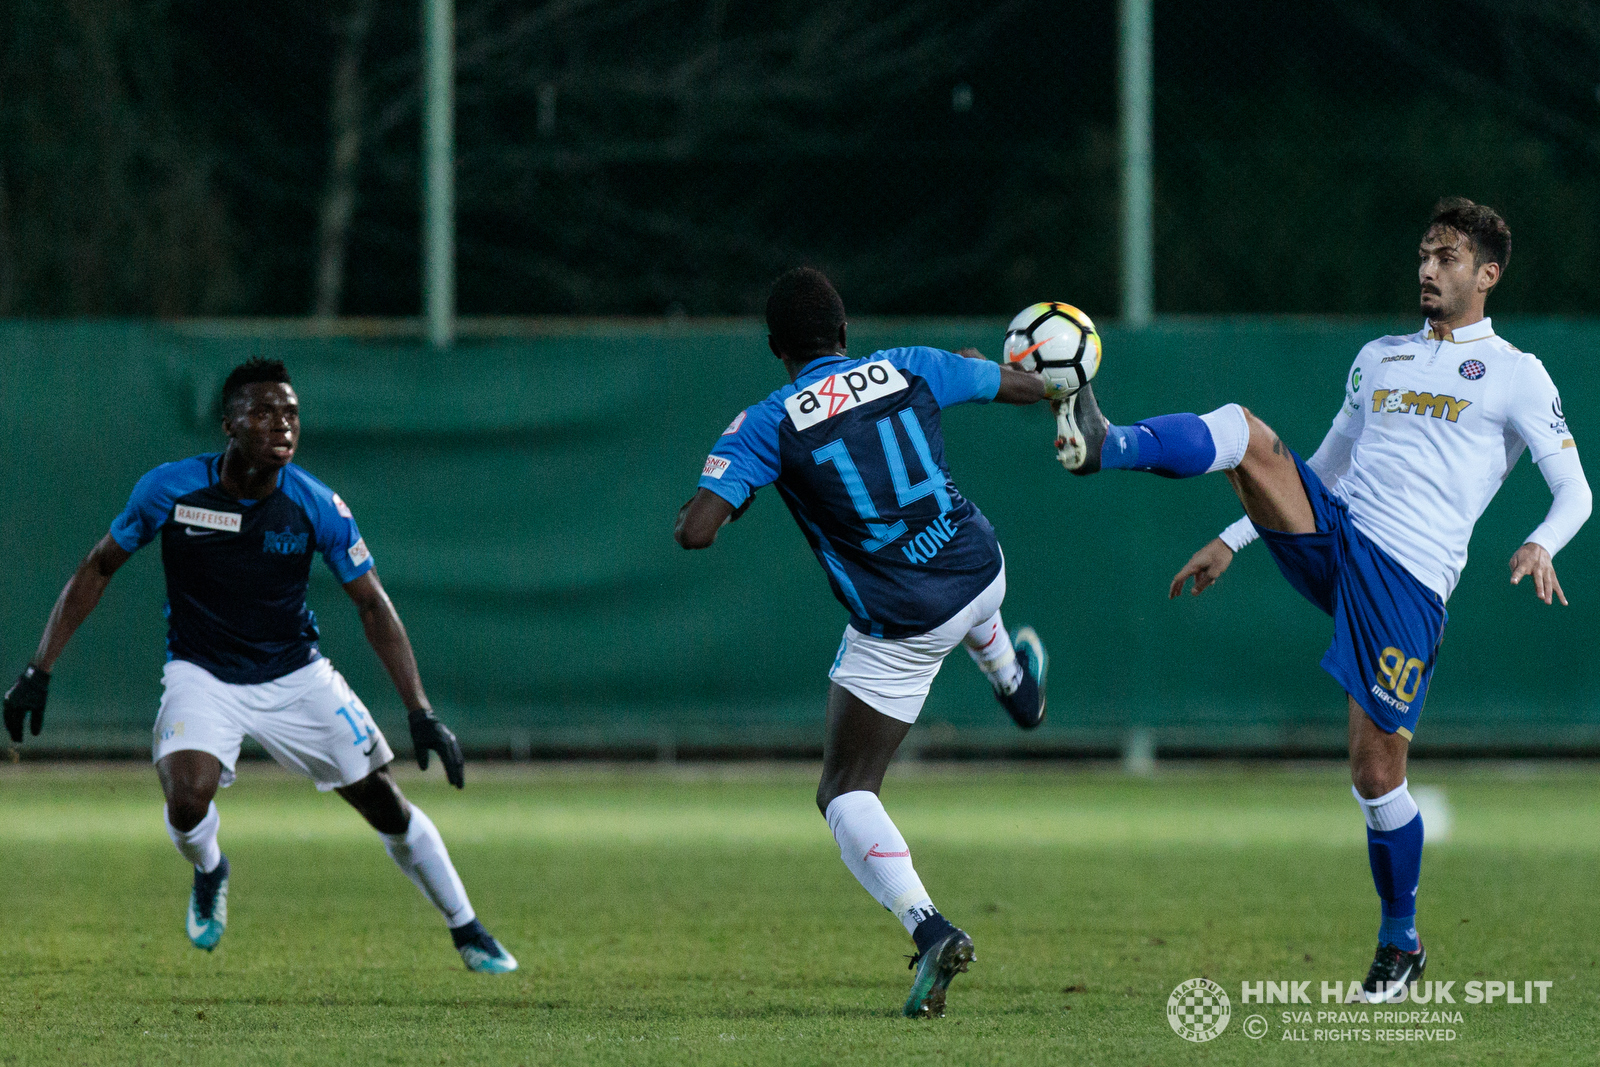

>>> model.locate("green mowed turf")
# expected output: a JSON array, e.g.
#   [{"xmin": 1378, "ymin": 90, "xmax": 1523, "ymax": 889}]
[{"xmin": 1, "ymin": 762, "xmax": 1596, "ymax": 1066}]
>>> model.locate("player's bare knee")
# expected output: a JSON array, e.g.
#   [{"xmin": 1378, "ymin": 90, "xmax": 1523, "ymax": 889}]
[
  {"xmin": 816, "ymin": 770, "xmax": 875, "ymax": 815},
  {"xmin": 339, "ymin": 768, "xmax": 411, "ymax": 834},
  {"xmin": 1238, "ymin": 411, "xmax": 1284, "ymax": 468},
  {"xmin": 165, "ymin": 791, "xmax": 212, "ymax": 831},
  {"xmin": 1350, "ymin": 758, "xmax": 1404, "ymax": 799}
]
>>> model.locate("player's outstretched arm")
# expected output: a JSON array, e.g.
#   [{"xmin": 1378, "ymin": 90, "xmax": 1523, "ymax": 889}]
[
  {"xmin": 957, "ymin": 344, "xmax": 1071, "ymax": 406},
  {"xmin": 675, "ymin": 488, "xmax": 744, "ymax": 550},
  {"xmin": 342, "ymin": 569, "xmax": 465, "ymax": 787},
  {"xmin": 4, "ymin": 535, "xmax": 131, "ymax": 742},
  {"xmin": 996, "ymin": 366, "xmax": 1069, "ymax": 406},
  {"xmin": 1509, "ymin": 448, "xmax": 1593, "ymax": 606},
  {"xmin": 1169, "ymin": 538, "xmax": 1235, "ymax": 599}
]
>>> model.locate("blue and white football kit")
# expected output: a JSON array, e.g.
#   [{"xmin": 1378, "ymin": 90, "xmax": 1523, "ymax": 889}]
[
  {"xmin": 1215, "ymin": 318, "xmax": 1587, "ymax": 739},
  {"xmin": 1094, "ymin": 316, "xmax": 1591, "ymax": 974},
  {"xmin": 110, "ymin": 453, "xmax": 394, "ymax": 790},
  {"xmin": 699, "ymin": 347, "xmax": 1014, "ymax": 721}
]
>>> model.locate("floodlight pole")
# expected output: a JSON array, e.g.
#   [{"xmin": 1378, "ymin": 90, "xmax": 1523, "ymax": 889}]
[
  {"xmin": 422, "ymin": 0, "xmax": 455, "ymax": 348},
  {"xmin": 1119, "ymin": 0, "xmax": 1153, "ymax": 327}
]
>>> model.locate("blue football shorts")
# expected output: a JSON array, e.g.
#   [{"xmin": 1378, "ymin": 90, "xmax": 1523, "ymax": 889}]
[{"xmin": 1253, "ymin": 452, "xmax": 1448, "ymax": 740}]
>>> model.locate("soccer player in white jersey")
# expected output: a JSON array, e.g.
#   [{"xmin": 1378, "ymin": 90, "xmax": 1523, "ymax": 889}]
[
  {"xmin": 2, "ymin": 358, "xmax": 516, "ymax": 973},
  {"xmin": 1052, "ymin": 198, "xmax": 1591, "ymax": 1001}
]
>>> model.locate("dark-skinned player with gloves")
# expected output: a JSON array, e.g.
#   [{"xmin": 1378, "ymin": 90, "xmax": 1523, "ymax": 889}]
[{"xmin": 3, "ymin": 357, "xmax": 514, "ymax": 973}]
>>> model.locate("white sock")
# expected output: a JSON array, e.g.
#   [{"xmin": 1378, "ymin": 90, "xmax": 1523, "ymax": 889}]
[
  {"xmin": 380, "ymin": 806, "xmax": 476, "ymax": 928},
  {"xmin": 825, "ymin": 790, "xmax": 935, "ymax": 935},
  {"xmin": 165, "ymin": 802, "xmax": 223, "ymax": 873},
  {"xmin": 964, "ymin": 611, "xmax": 1022, "ymax": 695},
  {"xmin": 1200, "ymin": 403, "xmax": 1250, "ymax": 473},
  {"xmin": 1352, "ymin": 779, "xmax": 1420, "ymax": 831}
]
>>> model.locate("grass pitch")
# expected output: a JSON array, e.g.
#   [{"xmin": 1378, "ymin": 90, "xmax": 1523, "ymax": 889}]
[{"xmin": 1, "ymin": 761, "xmax": 1596, "ymax": 1066}]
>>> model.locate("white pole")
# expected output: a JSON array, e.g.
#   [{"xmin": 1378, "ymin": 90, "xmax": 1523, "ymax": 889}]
[
  {"xmin": 422, "ymin": 0, "xmax": 455, "ymax": 347},
  {"xmin": 1120, "ymin": 0, "xmax": 1152, "ymax": 327}
]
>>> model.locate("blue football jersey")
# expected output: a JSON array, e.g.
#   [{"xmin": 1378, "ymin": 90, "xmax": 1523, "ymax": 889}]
[
  {"xmin": 699, "ymin": 347, "xmax": 1003, "ymax": 638},
  {"xmin": 109, "ymin": 454, "xmax": 374, "ymax": 684}
]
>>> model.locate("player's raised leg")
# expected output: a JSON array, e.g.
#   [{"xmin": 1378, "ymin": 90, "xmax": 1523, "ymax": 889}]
[
  {"xmin": 1065, "ymin": 389, "xmax": 1317, "ymax": 532},
  {"xmin": 1348, "ymin": 696, "xmax": 1426, "ymax": 1003},
  {"xmin": 157, "ymin": 750, "xmax": 231, "ymax": 951},
  {"xmin": 816, "ymin": 684, "xmax": 974, "ymax": 1018},
  {"xmin": 336, "ymin": 767, "xmax": 518, "ymax": 974},
  {"xmin": 963, "ymin": 612, "xmax": 1047, "ymax": 729}
]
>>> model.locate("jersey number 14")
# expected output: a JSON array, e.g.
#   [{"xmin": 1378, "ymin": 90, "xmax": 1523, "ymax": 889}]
[{"xmin": 812, "ymin": 408, "xmax": 951, "ymax": 553}]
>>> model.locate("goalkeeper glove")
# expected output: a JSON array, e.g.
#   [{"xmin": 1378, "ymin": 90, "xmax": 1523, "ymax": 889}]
[
  {"xmin": 4, "ymin": 665, "xmax": 50, "ymax": 743},
  {"xmin": 408, "ymin": 708, "xmax": 465, "ymax": 788}
]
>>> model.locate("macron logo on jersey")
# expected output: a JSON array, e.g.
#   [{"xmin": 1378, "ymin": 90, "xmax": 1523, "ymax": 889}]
[
  {"xmin": 174, "ymin": 504, "xmax": 242, "ymax": 533},
  {"xmin": 784, "ymin": 360, "xmax": 909, "ymax": 431}
]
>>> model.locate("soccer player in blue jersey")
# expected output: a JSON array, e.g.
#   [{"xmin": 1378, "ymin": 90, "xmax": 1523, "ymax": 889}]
[
  {"xmin": 2, "ymin": 358, "xmax": 516, "ymax": 973},
  {"xmin": 675, "ymin": 268, "xmax": 1067, "ymax": 1017}
]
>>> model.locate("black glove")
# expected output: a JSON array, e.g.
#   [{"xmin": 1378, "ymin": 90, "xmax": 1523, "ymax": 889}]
[
  {"xmin": 408, "ymin": 708, "xmax": 465, "ymax": 789},
  {"xmin": 4, "ymin": 665, "xmax": 50, "ymax": 743}
]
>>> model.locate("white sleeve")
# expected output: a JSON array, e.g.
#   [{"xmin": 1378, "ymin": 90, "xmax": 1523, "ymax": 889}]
[
  {"xmin": 1505, "ymin": 356, "xmax": 1574, "ymax": 464},
  {"xmin": 1305, "ymin": 425, "xmax": 1355, "ymax": 486},
  {"xmin": 1526, "ymin": 448, "xmax": 1592, "ymax": 557},
  {"xmin": 1219, "ymin": 514, "xmax": 1257, "ymax": 552},
  {"xmin": 1328, "ymin": 348, "xmax": 1370, "ymax": 441},
  {"xmin": 1216, "ymin": 422, "xmax": 1355, "ymax": 553}
]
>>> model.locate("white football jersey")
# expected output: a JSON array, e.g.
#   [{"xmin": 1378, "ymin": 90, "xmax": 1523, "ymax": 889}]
[{"xmin": 1329, "ymin": 318, "xmax": 1574, "ymax": 601}]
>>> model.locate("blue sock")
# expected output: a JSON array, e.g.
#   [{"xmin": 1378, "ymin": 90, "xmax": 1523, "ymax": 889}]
[
  {"xmin": 1098, "ymin": 413, "xmax": 1217, "ymax": 478},
  {"xmin": 1367, "ymin": 814, "xmax": 1423, "ymax": 951}
]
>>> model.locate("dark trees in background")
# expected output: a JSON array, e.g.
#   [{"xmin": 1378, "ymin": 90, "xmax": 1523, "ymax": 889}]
[
  {"xmin": 0, "ymin": 0, "xmax": 1597, "ymax": 319},
  {"xmin": 0, "ymin": 0, "xmax": 238, "ymax": 315}
]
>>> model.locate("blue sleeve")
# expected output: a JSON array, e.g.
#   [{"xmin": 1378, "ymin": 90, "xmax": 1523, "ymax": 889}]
[
  {"xmin": 697, "ymin": 402, "xmax": 782, "ymax": 508},
  {"xmin": 889, "ymin": 347, "xmax": 1001, "ymax": 408},
  {"xmin": 108, "ymin": 460, "xmax": 201, "ymax": 552},
  {"xmin": 286, "ymin": 469, "xmax": 374, "ymax": 583}
]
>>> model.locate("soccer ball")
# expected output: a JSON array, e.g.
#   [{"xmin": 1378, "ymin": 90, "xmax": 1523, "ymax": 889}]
[{"xmin": 1003, "ymin": 302, "xmax": 1101, "ymax": 392}]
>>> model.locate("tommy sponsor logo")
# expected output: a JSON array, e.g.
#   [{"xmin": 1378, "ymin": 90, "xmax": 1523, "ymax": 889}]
[
  {"xmin": 721, "ymin": 411, "xmax": 747, "ymax": 435},
  {"xmin": 1372, "ymin": 389, "xmax": 1472, "ymax": 422},
  {"xmin": 784, "ymin": 360, "xmax": 908, "ymax": 431},
  {"xmin": 865, "ymin": 843, "xmax": 910, "ymax": 859},
  {"xmin": 263, "ymin": 528, "xmax": 309, "ymax": 555},
  {"xmin": 174, "ymin": 504, "xmax": 242, "ymax": 533},
  {"xmin": 347, "ymin": 538, "xmax": 371, "ymax": 566},
  {"xmin": 900, "ymin": 513, "xmax": 959, "ymax": 565},
  {"xmin": 702, "ymin": 455, "xmax": 731, "ymax": 479}
]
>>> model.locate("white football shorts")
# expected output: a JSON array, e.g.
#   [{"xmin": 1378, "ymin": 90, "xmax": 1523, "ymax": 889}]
[
  {"xmin": 828, "ymin": 564, "xmax": 1007, "ymax": 724},
  {"xmin": 152, "ymin": 657, "xmax": 394, "ymax": 791}
]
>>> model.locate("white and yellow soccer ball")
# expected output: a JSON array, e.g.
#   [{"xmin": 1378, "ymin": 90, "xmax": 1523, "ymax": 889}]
[{"xmin": 1003, "ymin": 302, "xmax": 1101, "ymax": 393}]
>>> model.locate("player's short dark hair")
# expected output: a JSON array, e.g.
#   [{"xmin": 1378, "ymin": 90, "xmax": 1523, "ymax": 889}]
[
  {"xmin": 221, "ymin": 357, "xmax": 292, "ymax": 414},
  {"xmin": 766, "ymin": 267, "xmax": 846, "ymax": 358},
  {"xmin": 1428, "ymin": 197, "xmax": 1511, "ymax": 272}
]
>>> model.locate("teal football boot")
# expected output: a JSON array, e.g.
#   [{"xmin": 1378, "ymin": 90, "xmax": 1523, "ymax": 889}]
[
  {"xmin": 452, "ymin": 919, "xmax": 518, "ymax": 974},
  {"xmin": 903, "ymin": 926, "xmax": 975, "ymax": 1018},
  {"xmin": 186, "ymin": 854, "xmax": 229, "ymax": 951}
]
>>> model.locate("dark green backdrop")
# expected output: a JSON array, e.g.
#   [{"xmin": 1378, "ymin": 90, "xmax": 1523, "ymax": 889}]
[{"xmin": 3, "ymin": 318, "xmax": 1595, "ymax": 753}]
